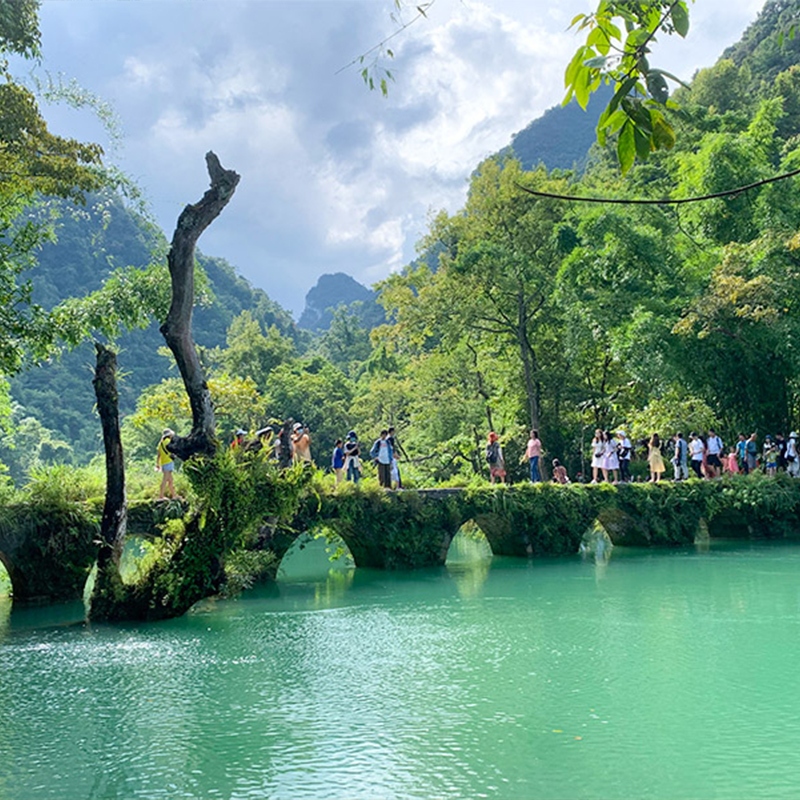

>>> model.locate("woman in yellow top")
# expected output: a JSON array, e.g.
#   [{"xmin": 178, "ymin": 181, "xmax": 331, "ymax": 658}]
[
  {"xmin": 156, "ymin": 428, "xmax": 177, "ymax": 499},
  {"xmin": 648, "ymin": 433, "xmax": 666, "ymax": 483}
]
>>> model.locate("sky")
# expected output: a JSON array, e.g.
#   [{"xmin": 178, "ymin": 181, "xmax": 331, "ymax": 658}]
[{"xmin": 26, "ymin": 0, "xmax": 767, "ymax": 317}]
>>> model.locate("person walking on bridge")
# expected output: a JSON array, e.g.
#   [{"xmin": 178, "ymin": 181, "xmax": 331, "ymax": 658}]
[
  {"xmin": 156, "ymin": 429, "xmax": 177, "ymax": 500},
  {"xmin": 370, "ymin": 430, "xmax": 394, "ymax": 489},
  {"xmin": 672, "ymin": 433, "xmax": 689, "ymax": 481},
  {"xmin": 486, "ymin": 432, "xmax": 506, "ymax": 484},
  {"xmin": 344, "ymin": 430, "xmax": 362, "ymax": 483},
  {"xmin": 526, "ymin": 429, "xmax": 542, "ymax": 483}
]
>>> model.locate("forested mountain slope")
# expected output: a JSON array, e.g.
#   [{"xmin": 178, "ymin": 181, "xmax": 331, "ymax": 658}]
[{"xmin": 7, "ymin": 197, "xmax": 301, "ymax": 467}]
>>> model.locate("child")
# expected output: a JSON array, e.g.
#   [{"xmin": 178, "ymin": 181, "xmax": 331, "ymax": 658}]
[
  {"xmin": 765, "ymin": 445, "xmax": 778, "ymax": 477},
  {"xmin": 724, "ymin": 446, "xmax": 740, "ymax": 475},
  {"xmin": 552, "ymin": 458, "xmax": 570, "ymax": 485},
  {"xmin": 332, "ymin": 439, "xmax": 345, "ymax": 484}
]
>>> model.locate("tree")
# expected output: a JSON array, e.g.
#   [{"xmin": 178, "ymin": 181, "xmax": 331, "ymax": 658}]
[{"xmin": 0, "ymin": 0, "xmax": 105, "ymax": 374}]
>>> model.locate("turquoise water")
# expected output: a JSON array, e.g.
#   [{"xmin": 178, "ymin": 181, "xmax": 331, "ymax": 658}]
[{"xmin": 3, "ymin": 540, "xmax": 800, "ymax": 799}]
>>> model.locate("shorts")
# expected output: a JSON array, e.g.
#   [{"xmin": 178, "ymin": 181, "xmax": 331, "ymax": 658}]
[
  {"xmin": 161, "ymin": 462, "xmax": 174, "ymax": 472},
  {"xmin": 707, "ymin": 454, "xmax": 722, "ymax": 468}
]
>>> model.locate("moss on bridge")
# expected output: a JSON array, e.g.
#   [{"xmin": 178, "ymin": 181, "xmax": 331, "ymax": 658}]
[
  {"xmin": 280, "ymin": 476, "xmax": 800, "ymax": 570},
  {"xmin": 2, "ymin": 474, "xmax": 800, "ymax": 603}
]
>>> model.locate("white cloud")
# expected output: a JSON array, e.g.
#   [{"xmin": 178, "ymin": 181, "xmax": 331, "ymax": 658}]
[{"xmin": 34, "ymin": 0, "xmax": 769, "ymax": 315}]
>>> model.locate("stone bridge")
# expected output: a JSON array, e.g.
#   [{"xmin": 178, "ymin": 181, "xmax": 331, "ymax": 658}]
[{"xmin": 2, "ymin": 480, "xmax": 800, "ymax": 603}]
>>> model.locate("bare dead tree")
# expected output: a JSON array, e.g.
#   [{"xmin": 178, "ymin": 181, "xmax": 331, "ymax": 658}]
[
  {"xmin": 92, "ymin": 343, "xmax": 127, "ymax": 569},
  {"xmin": 161, "ymin": 151, "xmax": 240, "ymax": 460}
]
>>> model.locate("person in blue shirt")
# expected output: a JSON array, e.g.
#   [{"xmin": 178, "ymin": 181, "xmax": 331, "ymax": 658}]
[{"xmin": 332, "ymin": 439, "xmax": 345, "ymax": 484}]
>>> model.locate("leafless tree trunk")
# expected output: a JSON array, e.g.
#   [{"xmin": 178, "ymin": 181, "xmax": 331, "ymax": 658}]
[
  {"xmin": 161, "ymin": 151, "xmax": 240, "ymax": 460},
  {"xmin": 92, "ymin": 343, "xmax": 127, "ymax": 568}
]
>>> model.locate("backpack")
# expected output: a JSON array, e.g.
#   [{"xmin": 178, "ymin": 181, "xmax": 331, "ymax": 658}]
[{"xmin": 486, "ymin": 442, "xmax": 499, "ymax": 464}]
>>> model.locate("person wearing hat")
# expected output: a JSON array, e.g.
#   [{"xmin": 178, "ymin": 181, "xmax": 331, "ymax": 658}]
[
  {"xmin": 231, "ymin": 429, "xmax": 247, "ymax": 450},
  {"xmin": 156, "ymin": 428, "xmax": 177, "ymax": 500},
  {"xmin": 292, "ymin": 422, "xmax": 313, "ymax": 464},
  {"xmin": 787, "ymin": 433, "xmax": 799, "ymax": 478},
  {"xmin": 344, "ymin": 430, "xmax": 361, "ymax": 482}
]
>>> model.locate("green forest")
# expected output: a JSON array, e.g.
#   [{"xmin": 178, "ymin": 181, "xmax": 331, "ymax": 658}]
[{"xmin": 4, "ymin": 0, "xmax": 800, "ymax": 492}]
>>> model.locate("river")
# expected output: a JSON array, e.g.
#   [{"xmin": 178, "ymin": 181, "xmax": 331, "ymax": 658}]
[{"xmin": 2, "ymin": 537, "xmax": 800, "ymax": 799}]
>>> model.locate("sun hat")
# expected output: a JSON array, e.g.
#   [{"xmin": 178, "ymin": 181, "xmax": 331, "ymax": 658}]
[{"xmin": 236, "ymin": 429, "xmax": 246, "ymax": 436}]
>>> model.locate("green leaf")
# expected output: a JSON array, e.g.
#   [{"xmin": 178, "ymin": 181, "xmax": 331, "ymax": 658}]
[
  {"xmin": 583, "ymin": 55, "xmax": 610, "ymax": 69},
  {"xmin": 646, "ymin": 71, "xmax": 669, "ymax": 105},
  {"xmin": 617, "ymin": 120, "xmax": 635, "ymax": 174},
  {"xmin": 648, "ymin": 68, "xmax": 691, "ymax": 91},
  {"xmin": 607, "ymin": 76, "xmax": 638, "ymax": 115},
  {"xmin": 652, "ymin": 116, "xmax": 676, "ymax": 150},
  {"xmin": 574, "ymin": 66, "xmax": 592, "ymax": 109},
  {"xmin": 633, "ymin": 126, "xmax": 651, "ymax": 161},
  {"xmin": 671, "ymin": 3, "xmax": 690, "ymax": 38}
]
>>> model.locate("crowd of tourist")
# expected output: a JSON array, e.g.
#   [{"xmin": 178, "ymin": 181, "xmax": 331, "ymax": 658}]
[
  {"xmin": 485, "ymin": 428, "xmax": 800, "ymax": 486},
  {"xmin": 155, "ymin": 420, "xmax": 800, "ymax": 499}
]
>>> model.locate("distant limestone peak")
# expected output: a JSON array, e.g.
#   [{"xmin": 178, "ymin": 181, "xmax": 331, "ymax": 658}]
[{"xmin": 298, "ymin": 272, "xmax": 383, "ymax": 332}]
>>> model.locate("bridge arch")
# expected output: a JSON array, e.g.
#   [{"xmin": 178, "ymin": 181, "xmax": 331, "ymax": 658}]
[
  {"xmin": 444, "ymin": 519, "xmax": 493, "ymax": 565},
  {"xmin": 0, "ymin": 550, "xmax": 15, "ymax": 599},
  {"xmin": 275, "ymin": 526, "xmax": 355, "ymax": 582}
]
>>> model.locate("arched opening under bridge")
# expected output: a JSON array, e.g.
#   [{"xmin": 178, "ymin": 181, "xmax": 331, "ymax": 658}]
[
  {"xmin": 276, "ymin": 527, "xmax": 355, "ymax": 583},
  {"xmin": 0, "ymin": 552, "xmax": 14, "ymax": 599},
  {"xmin": 445, "ymin": 520, "xmax": 493, "ymax": 566},
  {"xmin": 83, "ymin": 536, "xmax": 150, "ymax": 608}
]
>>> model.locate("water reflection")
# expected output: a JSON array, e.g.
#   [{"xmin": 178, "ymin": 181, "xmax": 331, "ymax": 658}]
[
  {"xmin": 445, "ymin": 522, "xmax": 493, "ymax": 598},
  {"xmin": 277, "ymin": 529, "xmax": 355, "ymax": 583},
  {"xmin": 0, "ymin": 595, "xmax": 10, "ymax": 641}
]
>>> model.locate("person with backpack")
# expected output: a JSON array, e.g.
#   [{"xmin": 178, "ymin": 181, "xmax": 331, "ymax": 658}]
[
  {"xmin": 344, "ymin": 430, "xmax": 361, "ymax": 483},
  {"xmin": 486, "ymin": 432, "xmax": 506, "ymax": 484},
  {"xmin": 706, "ymin": 429, "xmax": 724, "ymax": 479},
  {"xmin": 617, "ymin": 429, "xmax": 632, "ymax": 483}
]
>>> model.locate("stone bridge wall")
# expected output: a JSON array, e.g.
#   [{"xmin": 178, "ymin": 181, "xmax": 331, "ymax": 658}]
[{"xmin": 3, "ymin": 479, "xmax": 800, "ymax": 602}]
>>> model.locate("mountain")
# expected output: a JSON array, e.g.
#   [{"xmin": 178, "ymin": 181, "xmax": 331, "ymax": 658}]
[
  {"xmin": 9, "ymin": 196, "xmax": 300, "ymax": 459},
  {"xmin": 502, "ymin": 85, "xmax": 613, "ymax": 173},
  {"xmin": 723, "ymin": 0, "xmax": 800, "ymax": 80},
  {"xmin": 298, "ymin": 272, "xmax": 385, "ymax": 332}
]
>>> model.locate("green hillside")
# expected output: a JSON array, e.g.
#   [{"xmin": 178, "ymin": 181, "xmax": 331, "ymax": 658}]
[{"xmin": 6, "ymin": 196, "xmax": 301, "ymax": 470}]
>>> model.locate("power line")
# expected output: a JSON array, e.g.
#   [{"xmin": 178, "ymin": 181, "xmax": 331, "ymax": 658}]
[{"xmin": 516, "ymin": 166, "xmax": 800, "ymax": 205}]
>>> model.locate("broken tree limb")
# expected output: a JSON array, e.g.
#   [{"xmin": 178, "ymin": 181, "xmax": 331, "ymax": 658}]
[{"xmin": 160, "ymin": 151, "xmax": 240, "ymax": 460}]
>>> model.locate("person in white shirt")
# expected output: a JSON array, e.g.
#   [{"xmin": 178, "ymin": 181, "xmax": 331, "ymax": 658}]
[
  {"xmin": 617, "ymin": 429, "xmax": 632, "ymax": 483},
  {"xmin": 787, "ymin": 433, "xmax": 800, "ymax": 478},
  {"xmin": 705, "ymin": 428, "xmax": 724, "ymax": 478},
  {"xmin": 689, "ymin": 433, "xmax": 705, "ymax": 479}
]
